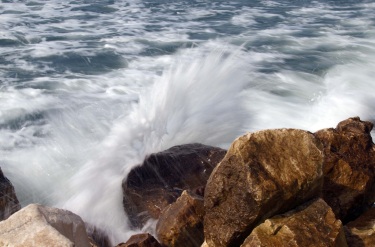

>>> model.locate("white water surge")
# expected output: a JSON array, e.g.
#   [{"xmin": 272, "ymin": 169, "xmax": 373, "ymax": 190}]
[{"xmin": 59, "ymin": 49, "xmax": 251, "ymax": 241}]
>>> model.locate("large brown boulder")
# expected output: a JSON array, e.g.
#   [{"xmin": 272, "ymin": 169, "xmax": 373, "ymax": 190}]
[
  {"xmin": 0, "ymin": 167, "xmax": 20, "ymax": 220},
  {"xmin": 123, "ymin": 143, "xmax": 226, "ymax": 228},
  {"xmin": 116, "ymin": 233, "xmax": 162, "ymax": 247},
  {"xmin": 156, "ymin": 190, "xmax": 205, "ymax": 247},
  {"xmin": 0, "ymin": 204, "xmax": 91, "ymax": 247},
  {"xmin": 314, "ymin": 117, "xmax": 375, "ymax": 222},
  {"xmin": 242, "ymin": 198, "xmax": 347, "ymax": 247},
  {"xmin": 204, "ymin": 129, "xmax": 324, "ymax": 247},
  {"xmin": 345, "ymin": 207, "xmax": 375, "ymax": 246}
]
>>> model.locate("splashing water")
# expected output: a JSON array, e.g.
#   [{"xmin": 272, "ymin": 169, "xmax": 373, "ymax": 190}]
[
  {"xmin": 61, "ymin": 44, "xmax": 375, "ymax": 243},
  {"xmin": 59, "ymin": 49, "xmax": 251, "ymax": 243}
]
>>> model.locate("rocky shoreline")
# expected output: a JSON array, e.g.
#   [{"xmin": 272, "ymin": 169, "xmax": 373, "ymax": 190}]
[{"xmin": 1, "ymin": 117, "xmax": 375, "ymax": 246}]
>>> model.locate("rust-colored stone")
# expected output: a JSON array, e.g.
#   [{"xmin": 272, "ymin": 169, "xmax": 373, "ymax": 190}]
[
  {"xmin": 123, "ymin": 143, "xmax": 226, "ymax": 228},
  {"xmin": 0, "ymin": 167, "xmax": 20, "ymax": 221},
  {"xmin": 116, "ymin": 233, "xmax": 162, "ymax": 247},
  {"xmin": 204, "ymin": 129, "xmax": 324, "ymax": 247},
  {"xmin": 156, "ymin": 190, "xmax": 204, "ymax": 247},
  {"xmin": 345, "ymin": 207, "xmax": 375, "ymax": 247},
  {"xmin": 314, "ymin": 117, "xmax": 375, "ymax": 222},
  {"xmin": 242, "ymin": 198, "xmax": 347, "ymax": 247}
]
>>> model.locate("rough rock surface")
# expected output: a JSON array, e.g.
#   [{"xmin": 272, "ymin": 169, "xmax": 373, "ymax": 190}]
[
  {"xmin": 345, "ymin": 207, "xmax": 375, "ymax": 247},
  {"xmin": 86, "ymin": 225, "xmax": 111, "ymax": 247},
  {"xmin": 89, "ymin": 237, "xmax": 99, "ymax": 247},
  {"xmin": 123, "ymin": 143, "xmax": 226, "ymax": 228},
  {"xmin": 242, "ymin": 198, "xmax": 347, "ymax": 247},
  {"xmin": 0, "ymin": 167, "xmax": 20, "ymax": 220},
  {"xmin": 0, "ymin": 204, "xmax": 91, "ymax": 247},
  {"xmin": 156, "ymin": 190, "xmax": 205, "ymax": 247},
  {"xmin": 315, "ymin": 117, "xmax": 375, "ymax": 222},
  {"xmin": 116, "ymin": 233, "xmax": 162, "ymax": 247},
  {"xmin": 204, "ymin": 129, "xmax": 324, "ymax": 247}
]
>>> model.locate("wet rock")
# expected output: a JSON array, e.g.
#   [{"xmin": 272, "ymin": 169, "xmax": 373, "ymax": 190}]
[
  {"xmin": 0, "ymin": 204, "xmax": 91, "ymax": 247},
  {"xmin": 315, "ymin": 117, "xmax": 375, "ymax": 222},
  {"xmin": 89, "ymin": 237, "xmax": 99, "ymax": 247},
  {"xmin": 116, "ymin": 233, "xmax": 162, "ymax": 247},
  {"xmin": 242, "ymin": 198, "xmax": 347, "ymax": 247},
  {"xmin": 86, "ymin": 225, "xmax": 111, "ymax": 247},
  {"xmin": 123, "ymin": 143, "xmax": 226, "ymax": 228},
  {"xmin": 345, "ymin": 207, "xmax": 375, "ymax": 246},
  {"xmin": 204, "ymin": 129, "xmax": 324, "ymax": 247},
  {"xmin": 156, "ymin": 190, "xmax": 204, "ymax": 247},
  {"xmin": 0, "ymin": 167, "xmax": 20, "ymax": 220}
]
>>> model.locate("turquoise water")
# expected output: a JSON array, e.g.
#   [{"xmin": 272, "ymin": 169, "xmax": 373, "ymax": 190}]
[{"xmin": 1, "ymin": 0, "xmax": 375, "ymax": 244}]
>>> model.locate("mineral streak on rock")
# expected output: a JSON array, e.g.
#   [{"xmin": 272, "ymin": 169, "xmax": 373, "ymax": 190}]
[{"xmin": 204, "ymin": 129, "xmax": 324, "ymax": 247}]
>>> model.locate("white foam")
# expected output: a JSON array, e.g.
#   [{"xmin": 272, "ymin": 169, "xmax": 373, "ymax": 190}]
[{"xmin": 60, "ymin": 48, "xmax": 251, "ymax": 243}]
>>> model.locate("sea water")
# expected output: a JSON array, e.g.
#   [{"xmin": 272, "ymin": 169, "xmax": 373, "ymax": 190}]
[{"xmin": 1, "ymin": 0, "xmax": 375, "ymax": 244}]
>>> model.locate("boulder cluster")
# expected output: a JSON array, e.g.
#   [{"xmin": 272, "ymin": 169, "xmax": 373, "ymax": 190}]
[{"xmin": 1, "ymin": 117, "xmax": 375, "ymax": 247}]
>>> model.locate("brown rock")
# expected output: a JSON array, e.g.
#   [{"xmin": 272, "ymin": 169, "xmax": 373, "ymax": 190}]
[
  {"xmin": 345, "ymin": 207, "xmax": 375, "ymax": 246},
  {"xmin": 156, "ymin": 190, "xmax": 204, "ymax": 247},
  {"xmin": 314, "ymin": 117, "xmax": 375, "ymax": 222},
  {"xmin": 116, "ymin": 233, "xmax": 162, "ymax": 247},
  {"xmin": 0, "ymin": 167, "xmax": 20, "ymax": 220},
  {"xmin": 242, "ymin": 198, "xmax": 348, "ymax": 247},
  {"xmin": 123, "ymin": 143, "xmax": 226, "ymax": 228},
  {"xmin": 204, "ymin": 129, "xmax": 324, "ymax": 247}
]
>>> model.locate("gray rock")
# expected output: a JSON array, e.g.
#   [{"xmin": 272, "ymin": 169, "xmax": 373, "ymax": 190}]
[{"xmin": 0, "ymin": 204, "xmax": 91, "ymax": 247}]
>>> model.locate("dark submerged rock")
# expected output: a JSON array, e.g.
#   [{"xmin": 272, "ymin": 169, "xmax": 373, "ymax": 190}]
[
  {"xmin": 156, "ymin": 190, "xmax": 205, "ymax": 247},
  {"xmin": 204, "ymin": 129, "xmax": 324, "ymax": 247},
  {"xmin": 314, "ymin": 117, "xmax": 375, "ymax": 223},
  {"xmin": 122, "ymin": 143, "xmax": 226, "ymax": 228},
  {"xmin": 0, "ymin": 167, "xmax": 20, "ymax": 221}
]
